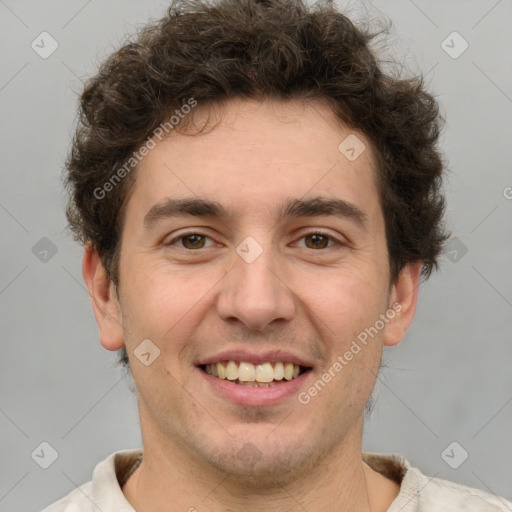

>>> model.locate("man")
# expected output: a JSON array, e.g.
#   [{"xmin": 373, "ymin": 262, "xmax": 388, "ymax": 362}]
[{"xmin": 43, "ymin": 0, "xmax": 511, "ymax": 510}]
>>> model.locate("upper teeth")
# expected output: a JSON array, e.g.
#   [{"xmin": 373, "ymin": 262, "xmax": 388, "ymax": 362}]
[{"xmin": 205, "ymin": 361, "xmax": 301, "ymax": 382}]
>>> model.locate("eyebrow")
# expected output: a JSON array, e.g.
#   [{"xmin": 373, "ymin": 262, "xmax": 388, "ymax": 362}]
[{"xmin": 143, "ymin": 196, "xmax": 368, "ymax": 229}]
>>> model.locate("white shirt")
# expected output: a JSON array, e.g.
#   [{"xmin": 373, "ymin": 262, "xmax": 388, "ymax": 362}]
[{"xmin": 41, "ymin": 449, "xmax": 512, "ymax": 511}]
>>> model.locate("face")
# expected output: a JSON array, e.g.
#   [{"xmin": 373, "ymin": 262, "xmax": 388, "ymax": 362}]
[{"xmin": 88, "ymin": 98, "xmax": 419, "ymax": 485}]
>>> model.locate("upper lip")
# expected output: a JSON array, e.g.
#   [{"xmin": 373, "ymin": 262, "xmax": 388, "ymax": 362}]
[{"xmin": 196, "ymin": 349, "xmax": 314, "ymax": 368}]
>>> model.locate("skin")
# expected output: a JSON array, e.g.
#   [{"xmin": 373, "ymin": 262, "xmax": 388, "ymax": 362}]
[{"xmin": 83, "ymin": 98, "xmax": 421, "ymax": 511}]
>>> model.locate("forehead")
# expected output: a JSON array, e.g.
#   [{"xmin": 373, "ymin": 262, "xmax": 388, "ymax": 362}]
[{"xmin": 125, "ymin": 98, "xmax": 382, "ymax": 228}]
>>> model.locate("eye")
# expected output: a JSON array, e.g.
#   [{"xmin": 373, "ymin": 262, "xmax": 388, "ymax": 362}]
[
  {"xmin": 295, "ymin": 231, "xmax": 339, "ymax": 250},
  {"xmin": 165, "ymin": 230, "xmax": 341, "ymax": 251},
  {"xmin": 167, "ymin": 233, "xmax": 215, "ymax": 250}
]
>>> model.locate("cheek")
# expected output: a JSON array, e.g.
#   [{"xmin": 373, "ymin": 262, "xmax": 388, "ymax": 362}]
[
  {"xmin": 121, "ymin": 261, "xmax": 221, "ymax": 351},
  {"xmin": 298, "ymin": 265, "xmax": 388, "ymax": 339},
  {"xmin": 300, "ymin": 271, "xmax": 386, "ymax": 413}
]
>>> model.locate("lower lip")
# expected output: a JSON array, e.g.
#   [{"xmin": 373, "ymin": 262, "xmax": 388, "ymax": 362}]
[{"xmin": 197, "ymin": 367, "xmax": 312, "ymax": 407}]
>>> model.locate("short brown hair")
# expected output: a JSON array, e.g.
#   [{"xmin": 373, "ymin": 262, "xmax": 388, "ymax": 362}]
[{"xmin": 65, "ymin": 0, "xmax": 448, "ymax": 367}]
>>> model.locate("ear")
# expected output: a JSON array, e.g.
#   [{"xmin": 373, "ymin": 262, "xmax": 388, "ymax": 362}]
[
  {"xmin": 82, "ymin": 243, "xmax": 125, "ymax": 351},
  {"xmin": 383, "ymin": 262, "xmax": 422, "ymax": 347}
]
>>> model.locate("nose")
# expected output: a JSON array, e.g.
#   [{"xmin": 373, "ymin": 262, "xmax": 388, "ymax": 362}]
[{"xmin": 216, "ymin": 244, "xmax": 296, "ymax": 331}]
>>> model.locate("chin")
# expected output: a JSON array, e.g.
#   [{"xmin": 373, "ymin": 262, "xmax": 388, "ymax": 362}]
[{"xmin": 187, "ymin": 424, "xmax": 324, "ymax": 488}]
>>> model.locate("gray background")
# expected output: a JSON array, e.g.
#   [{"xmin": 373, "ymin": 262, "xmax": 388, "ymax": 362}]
[{"xmin": 0, "ymin": 0, "xmax": 511, "ymax": 510}]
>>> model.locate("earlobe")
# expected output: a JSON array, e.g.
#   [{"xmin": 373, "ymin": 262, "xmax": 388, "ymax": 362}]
[
  {"xmin": 82, "ymin": 244, "xmax": 125, "ymax": 351},
  {"xmin": 383, "ymin": 262, "xmax": 422, "ymax": 347}
]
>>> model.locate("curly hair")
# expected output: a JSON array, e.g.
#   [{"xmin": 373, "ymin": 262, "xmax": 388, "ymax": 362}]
[{"xmin": 65, "ymin": 0, "xmax": 448, "ymax": 369}]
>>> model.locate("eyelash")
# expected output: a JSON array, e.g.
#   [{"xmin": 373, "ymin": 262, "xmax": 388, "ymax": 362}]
[{"xmin": 165, "ymin": 230, "xmax": 342, "ymax": 251}]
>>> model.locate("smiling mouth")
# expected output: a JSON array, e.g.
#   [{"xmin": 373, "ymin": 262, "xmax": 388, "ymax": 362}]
[{"xmin": 200, "ymin": 361, "xmax": 311, "ymax": 387}]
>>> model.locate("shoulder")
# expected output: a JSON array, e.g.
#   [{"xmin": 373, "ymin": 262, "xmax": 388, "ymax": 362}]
[
  {"xmin": 363, "ymin": 452, "xmax": 512, "ymax": 512},
  {"xmin": 40, "ymin": 449, "xmax": 141, "ymax": 512},
  {"xmin": 40, "ymin": 481, "xmax": 95, "ymax": 512},
  {"xmin": 403, "ymin": 468, "xmax": 512, "ymax": 511},
  {"xmin": 425, "ymin": 474, "xmax": 512, "ymax": 511}
]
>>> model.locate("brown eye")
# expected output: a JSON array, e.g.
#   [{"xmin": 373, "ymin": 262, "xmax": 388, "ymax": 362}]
[
  {"xmin": 304, "ymin": 233, "xmax": 330, "ymax": 249},
  {"xmin": 181, "ymin": 234, "xmax": 206, "ymax": 249}
]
